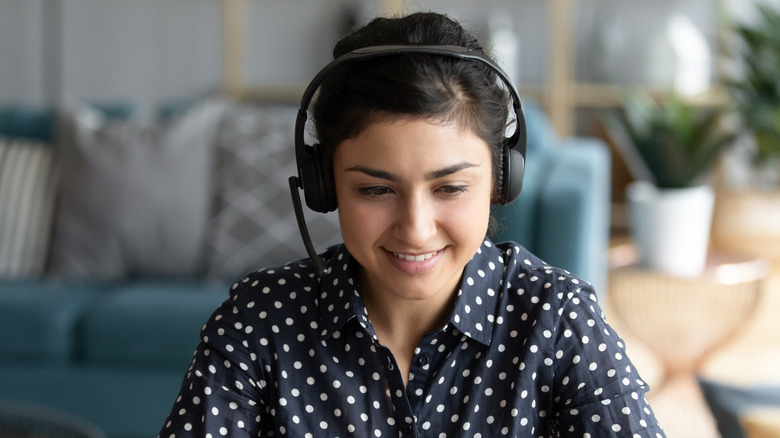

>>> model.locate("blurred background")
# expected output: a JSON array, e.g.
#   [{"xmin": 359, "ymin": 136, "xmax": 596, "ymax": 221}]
[
  {"xmin": 2, "ymin": 0, "xmax": 778, "ymax": 200},
  {"xmin": 1, "ymin": 1, "xmax": 780, "ymax": 437},
  {"xmin": 0, "ymin": 0, "xmax": 734, "ymax": 120}
]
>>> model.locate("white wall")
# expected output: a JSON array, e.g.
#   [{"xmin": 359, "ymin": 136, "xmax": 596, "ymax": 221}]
[
  {"xmin": 0, "ymin": 0, "xmax": 48, "ymax": 104},
  {"xmin": 0, "ymin": 0, "xmax": 359, "ymax": 110},
  {"xmin": 244, "ymin": 0, "xmax": 363, "ymax": 86},
  {"xmin": 59, "ymin": 0, "xmax": 222, "ymax": 107}
]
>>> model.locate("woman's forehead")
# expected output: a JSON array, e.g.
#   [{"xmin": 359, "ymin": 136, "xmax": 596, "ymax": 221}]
[
  {"xmin": 336, "ymin": 118, "xmax": 491, "ymax": 164},
  {"xmin": 355, "ymin": 111, "xmax": 479, "ymax": 140}
]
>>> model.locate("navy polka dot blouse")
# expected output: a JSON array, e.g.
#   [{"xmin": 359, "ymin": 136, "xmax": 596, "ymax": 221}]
[{"xmin": 159, "ymin": 240, "xmax": 666, "ymax": 437}]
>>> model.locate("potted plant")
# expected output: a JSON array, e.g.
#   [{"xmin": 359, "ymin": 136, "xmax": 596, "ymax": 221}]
[
  {"xmin": 603, "ymin": 91, "xmax": 735, "ymax": 276},
  {"xmin": 711, "ymin": 2, "xmax": 780, "ymax": 261},
  {"xmin": 724, "ymin": 2, "xmax": 780, "ymax": 184}
]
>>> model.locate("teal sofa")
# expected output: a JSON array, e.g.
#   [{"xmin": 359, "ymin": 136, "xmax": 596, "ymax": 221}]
[{"xmin": 0, "ymin": 99, "xmax": 611, "ymax": 438}]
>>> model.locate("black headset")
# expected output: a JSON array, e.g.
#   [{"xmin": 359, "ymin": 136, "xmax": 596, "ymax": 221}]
[
  {"xmin": 288, "ymin": 44, "xmax": 527, "ymax": 275},
  {"xmin": 292, "ymin": 44, "xmax": 526, "ymax": 213}
]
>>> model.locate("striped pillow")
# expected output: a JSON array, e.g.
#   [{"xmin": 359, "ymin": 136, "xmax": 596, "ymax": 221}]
[{"xmin": 0, "ymin": 137, "xmax": 59, "ymax": 277}]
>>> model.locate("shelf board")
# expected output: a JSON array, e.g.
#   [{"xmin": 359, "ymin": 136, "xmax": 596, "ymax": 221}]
[
  {"xmin": 227, "ymin": 82, "xmax": 731, "ymax": 111},
  {"xmin": 224, "ymin": 82, "xmax": 308, "ymax": 104},
  {"xmin": 571, "ymin": 83, "xmax": 731, "ymax": 108}
]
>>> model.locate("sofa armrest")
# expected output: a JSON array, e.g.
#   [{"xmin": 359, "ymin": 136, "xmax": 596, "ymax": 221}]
[{"xmin": 535, "ymin": 137, "xmax": 611, "ymax": 297}]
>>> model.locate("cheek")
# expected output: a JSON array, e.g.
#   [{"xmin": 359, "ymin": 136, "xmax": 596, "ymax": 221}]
[
  {"xmin": 337, "ymin": 203, "xmax": 386, "ymax": 243},
  {"xmin": 443, "ymin": 198, "xmax": 492, "ymax": 237},
  {"xmin": 435, "ymin": 185, "xmax": 493, "ymax": 242}
]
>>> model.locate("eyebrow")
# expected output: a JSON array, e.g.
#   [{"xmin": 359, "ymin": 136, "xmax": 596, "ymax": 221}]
[{"xmin": 345, "ymin": 162, "xmax": 480, "ymax": 181}]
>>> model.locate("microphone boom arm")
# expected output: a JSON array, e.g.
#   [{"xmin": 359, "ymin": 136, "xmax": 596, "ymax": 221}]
[{"xmin": 289, "ymin": 176, "xmax": 327, "ymax": 277}]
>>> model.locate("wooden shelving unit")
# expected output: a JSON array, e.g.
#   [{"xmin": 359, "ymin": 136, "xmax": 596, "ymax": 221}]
[
  {"xmin": 220, "ymin": 0, "xmax": 728, "ymax": 137},
  {"xmin": 221, "ymin": 0, "xmax": 246, "ymax": 101}
]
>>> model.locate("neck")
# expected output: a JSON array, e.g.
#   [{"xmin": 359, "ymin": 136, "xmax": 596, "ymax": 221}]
[
  {"xmin": 362, "ymin": 286, "xmax": 456, "ymax": 387},
  {"xmin": 356, "ymin": 265, "xmax": 462, "ymax": 386},
  {"xmin": 371, "ymin": 298, "xmax": 452, "ymax": 341},
  {"xmin": 359, "ymin": 272, "xmax": 458, "ymax": 351}
]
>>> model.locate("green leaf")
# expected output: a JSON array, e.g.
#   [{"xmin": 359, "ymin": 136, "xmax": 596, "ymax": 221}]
[
  {"xmin": 727, "ymin": 2, "xmax": 780, "ymax": 165},
  {"xmin": 601, "ymin": 90, "xmax": 735, "ymax": 188}
]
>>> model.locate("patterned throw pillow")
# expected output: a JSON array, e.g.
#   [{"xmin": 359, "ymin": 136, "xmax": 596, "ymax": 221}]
[
  {"xmin": 0, "ymin": 138, "xmax": 59, "ymax": 278},
  {"xmin": 50, "ymin": 100, "xmax": 226, "ymax": 280},
  {"xmin": 204, "ymin": 104, "xmax": 342, "ymax": 279}
]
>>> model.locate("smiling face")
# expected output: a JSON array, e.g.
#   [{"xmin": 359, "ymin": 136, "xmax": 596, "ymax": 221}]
[{"xmin": 333, "ymin": 117, "xmax": 493, "ymax": 307}]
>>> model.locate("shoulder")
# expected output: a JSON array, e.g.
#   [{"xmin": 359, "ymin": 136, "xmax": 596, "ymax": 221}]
[
  {"xmin": 225, "ymin": 244, "xmax": 353, "ymax": 309},
  {"xmin": 224, "ymin": 245, "xmax": 342, "ymax": 310},
  {"xmin": 496, "ymin": 241, "xmax": 593, "ymax": 291},
  {"xmin": 200, "ymin": 247, "xmax": 346, "ymax": 352},
  {"xmin": 494, "ymin": 240, "xmax": 600, "ymax": 319},
  {"xmin": 236, "ymin": 261, "xmax": 317, "ymax": 294}
]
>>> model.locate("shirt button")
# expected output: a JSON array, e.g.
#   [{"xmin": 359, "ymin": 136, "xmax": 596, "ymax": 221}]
[
  {"xmin": 400, "ymin": 422, "xmax": 414, "ymax": 434},
  {"xmin": 416, "ymin": 355, "xmax": 429, "ymax": 367}
]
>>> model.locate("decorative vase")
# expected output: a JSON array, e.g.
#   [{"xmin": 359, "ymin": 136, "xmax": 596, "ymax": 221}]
[{"xmin": 626, "ymin": 181, "xmax": 715, "ymax": 277}]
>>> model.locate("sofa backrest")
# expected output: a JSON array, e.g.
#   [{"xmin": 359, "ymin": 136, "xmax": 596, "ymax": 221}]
[
  {"xmin": 0, "ymin": 107, "xmax": 56, "ymax": 143},
  {"xmin": 0, "ymin": 104, "xmax": 138, "ymax": 142}
]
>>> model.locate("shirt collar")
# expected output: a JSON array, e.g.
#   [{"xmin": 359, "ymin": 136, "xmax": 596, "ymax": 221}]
[
  {"xmin": 315, "ymin": 240, "xmax": 506, "ymax": 347},
  {"xmin": 316, "ymin": 245, "xmax": 375, "ymax": 341},
  {"xmin": 446, "ymin": 239, "xmax": 505, "ymax": 346}
]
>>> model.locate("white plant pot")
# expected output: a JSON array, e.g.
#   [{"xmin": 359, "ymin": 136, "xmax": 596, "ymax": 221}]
[{"xmin": 626, "ymin": 181, "xmax": 715, "ymax": 277}]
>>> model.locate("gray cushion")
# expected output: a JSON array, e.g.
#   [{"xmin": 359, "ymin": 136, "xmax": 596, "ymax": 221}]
[
  {"xmin": 204, "ymin": 104, "xmax": 342, "ymax": 278},
  {"xmin": 50, "ymin": 100, "xmax": 225, "ymax": 280}
]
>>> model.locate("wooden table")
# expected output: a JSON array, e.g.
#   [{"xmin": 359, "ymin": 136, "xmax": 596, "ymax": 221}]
[{"xmin": 608, "ymin": 243, "xmax": 770, "ymax": 438}]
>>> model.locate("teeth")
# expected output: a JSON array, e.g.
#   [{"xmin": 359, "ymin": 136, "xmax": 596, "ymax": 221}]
[{"xmin": 394, "ymin": 251, "xmax": 436, "ymax": 262}]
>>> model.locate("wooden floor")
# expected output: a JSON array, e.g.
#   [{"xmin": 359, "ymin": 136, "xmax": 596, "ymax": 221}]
[{"xmin": 602, "ymin": 241, "xmax": 780, "ymax": 438}]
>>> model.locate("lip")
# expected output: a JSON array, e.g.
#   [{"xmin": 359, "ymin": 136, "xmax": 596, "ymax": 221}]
[{"xmin": 384, "ymin": 248, "xmax": 445, "ymax": 274}]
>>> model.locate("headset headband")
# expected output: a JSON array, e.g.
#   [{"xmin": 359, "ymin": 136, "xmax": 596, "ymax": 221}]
[{"xmin": 295, "ymin": 44, "xmax": 526, "ymax": 161}]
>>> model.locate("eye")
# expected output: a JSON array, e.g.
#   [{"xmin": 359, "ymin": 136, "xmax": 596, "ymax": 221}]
[
  {"xmin": 437, "ymin": 185, "xmax": 469, "ymax": 195},
  {"xmin": 359, "ymin": 186, "xmax": 394, "ymax": 198}
]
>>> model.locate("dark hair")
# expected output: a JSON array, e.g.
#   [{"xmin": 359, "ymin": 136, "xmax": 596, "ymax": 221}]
[{"xmin": 312, "ymin": 12, "xmax": 512, "ymax": 203}]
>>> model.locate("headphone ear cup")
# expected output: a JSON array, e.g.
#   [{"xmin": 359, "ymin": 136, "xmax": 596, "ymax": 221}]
[
  {"xmin": 301, "ymin": 144, "xmax": 337, "ymax": 213},
  {"xmin": 318, "ymin": 145, "xmax": 337, "ymax": 212},
  {"xmin": 497, "ymin": 145, "xmax": 525, "ymax": 205}
]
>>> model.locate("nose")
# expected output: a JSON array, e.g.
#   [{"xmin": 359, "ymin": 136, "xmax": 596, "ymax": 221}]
[{"xmin": 393, "ymin": 192, "xmax": 437, "ymax": 247}]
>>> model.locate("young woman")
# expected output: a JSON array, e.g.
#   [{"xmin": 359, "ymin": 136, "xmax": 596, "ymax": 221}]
[{"xmin": 159, "ymin": 12, "xmax": 665, "ymax": 437}]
